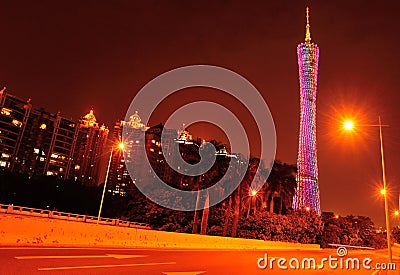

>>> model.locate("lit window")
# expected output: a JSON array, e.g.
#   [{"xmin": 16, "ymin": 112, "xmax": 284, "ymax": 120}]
[
  {"xmin": 74, "ymin": 165, "xmax": 80, "ymax": 170},
  {"xmin": 40, "ymin": 123, "xmax": 47, "ymax": 130},
  {"xmin": 135, "ymin": 140, "xmax": 139, "ymax": 143},
  {"xmin": 12, "ymin": 119, "xmax": 22, "ymax": 127},
  {"xmin": 51, "ymin": 153, "xmax": 58, "ymax": 158},
  {"xmin": 1, "ymin": 153, "xmax": 10, "ymax": 158},
  {"xmin": 1, "ymin": 108, "xmax": 11, "ymax": 116},
  {"xmin": 150, "ymin": 148, "xmax": 154, "ymax": 152},
  {"xmin": 59, "ymin": 168, "xmax": 63, "ymax": 172},
  {"xmin": 0, "ymin": 161, "xmax": 7, "ymax": 167},
  {"xmin": 39, "ymin": 157, "xmax": 45, "ymax": 162},
  {"xmin": 152, "ymin": 139, "xmax": 155, "ymax": 144},
  {"xmin": 46, "ymin": 171, "xmax": 53, "ymax": 176},
  {"xmin": 33, "ymin": 148, "xmax": 39, "ymax": 154}
]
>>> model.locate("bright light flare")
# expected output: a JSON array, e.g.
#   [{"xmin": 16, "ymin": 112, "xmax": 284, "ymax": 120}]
[
  {"xmin": 343, "ymin": 120, "xmax": 354, "ymax": 131},
  {"xmin": 305, "ymin": 207, "xmax": 310, "ymax": 212},
  {"xmin": 118, "ymin": 142, "xmax": 125, "ymax": 150},
  {"xmin": 380, "ymin": 189, "xmax": 386, "ymax": 195},
  {"xmin": 395, "ymin": 210, "xmax": 399, "ymax": 216},
  {"xmin": 250, "ymin": 190, "xmax": 258, "ymax": 197}
]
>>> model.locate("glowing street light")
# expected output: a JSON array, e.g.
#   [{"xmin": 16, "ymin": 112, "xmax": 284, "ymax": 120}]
[
  {"xmin": 343, "ymin": 120, "xmax": 354, "ymax": 131},
  {"xmin": 342, "ymin": 116, "xmax": 392, "ymax": 262},
  {"xmin": 97, "ymin": 142, "xmax": 125, "ymax": 223},
  {"xmin": 251, "ymin": 190, "xmax": 258, "ymax": 197},
  {"xmin": 395, "ymin": 210, "xmax": 399, "ymax": 216}
]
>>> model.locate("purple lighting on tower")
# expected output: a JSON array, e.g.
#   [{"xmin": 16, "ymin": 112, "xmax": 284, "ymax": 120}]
[{"xmin": 293, "ymin": 7, "xmax": 321, "ymax": 215}]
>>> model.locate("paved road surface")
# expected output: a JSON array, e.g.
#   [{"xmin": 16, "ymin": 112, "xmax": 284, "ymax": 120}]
[{"xmin": 0, "ymin": 246, "xmax": 398, "ymax": 274}]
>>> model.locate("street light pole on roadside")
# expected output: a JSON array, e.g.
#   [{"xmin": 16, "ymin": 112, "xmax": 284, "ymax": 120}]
[
  {"xmin": 378, "ymin": 116, "xmax": 392, "ymax": 262},
  {"xmin": 343, "ymin": 116, "xmax": 392, "ymax": 262},
  {"xmin": 97, "ymin": 142, "xmax": 124, "ymax": 224}
]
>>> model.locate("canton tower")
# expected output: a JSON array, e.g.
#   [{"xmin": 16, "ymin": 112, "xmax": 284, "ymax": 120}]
[{"xmin": 292, "ymin": 7, "xmax": 321, "ymax": 215}]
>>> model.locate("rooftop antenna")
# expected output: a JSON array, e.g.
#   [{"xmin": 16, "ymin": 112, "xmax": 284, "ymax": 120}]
[{"xmin": 305, "ymin": 7, "xmax": 311, "ymax": 42}]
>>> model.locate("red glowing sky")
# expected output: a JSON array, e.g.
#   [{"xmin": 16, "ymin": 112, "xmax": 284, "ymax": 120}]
[{"xmin": 1, "ymin": 0, "xmax": 400, "ymax": 226}]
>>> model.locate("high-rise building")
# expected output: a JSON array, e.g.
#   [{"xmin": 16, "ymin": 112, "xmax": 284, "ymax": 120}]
[
  {"xmin": 293, "ymin": 7, "xmax": 321, "ymax": 214},
  {"xmin": 108, "ymin": 112, "xmax": 146, "ymax": 196},
  {"xmin": 107, "ymin": 112, "xmax": 182, "ymax": 196},
  {"xmin": 0, "ymin": 88, "xmax": 32, "ymax": 170},
  {"xmin": 69, "ymin": 110, "xmax": 109, "ymax": 186},
  {"xmin": 0, "ymin": 88, "xmax": 108, "ymax": 186},
  {"xmin": 16, "ymin": 107, "xmax": 57, "ymax": 176},
  {"xmin": 44, "ymin": 115, "xmax": 78, "ymax": 178}
]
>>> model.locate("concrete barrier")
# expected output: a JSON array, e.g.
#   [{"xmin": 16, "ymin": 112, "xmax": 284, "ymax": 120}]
[
  {"xmin": 0, "ymin": 204, "xmax": 150, "ymax": 229},
  {"xmin": 0, "ymin": 213, "xmax": 320, "ymax": 250}
]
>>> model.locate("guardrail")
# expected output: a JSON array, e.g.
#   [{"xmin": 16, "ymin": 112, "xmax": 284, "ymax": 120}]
[{"xmin": 0, "ymin": 204, "xmax": 150, "ymax": 230}]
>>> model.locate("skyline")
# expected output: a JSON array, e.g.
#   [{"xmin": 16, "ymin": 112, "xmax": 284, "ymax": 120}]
[{"xmin": 1, "ymin": 0, "xmax": 400, "ymax": 225}]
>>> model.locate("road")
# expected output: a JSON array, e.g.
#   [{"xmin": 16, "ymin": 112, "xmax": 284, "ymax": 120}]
[{"xmin": 0, "ymin": 246, "xmax": 398, "ymax": 274}]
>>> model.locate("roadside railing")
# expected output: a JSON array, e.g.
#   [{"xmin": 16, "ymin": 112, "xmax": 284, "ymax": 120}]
[{"xmin": 0, "ymin": 204, "xmax": 150, "ymax": 229}]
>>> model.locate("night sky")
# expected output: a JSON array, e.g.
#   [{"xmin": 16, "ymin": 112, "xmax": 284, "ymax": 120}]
[{"xmin": 1, "ymin": 0, "xmax": 400, "ymax": 226}]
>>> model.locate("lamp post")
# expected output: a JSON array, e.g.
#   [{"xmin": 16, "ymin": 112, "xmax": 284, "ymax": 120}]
[
  {"xmin": 247, "ymin": 189, "xmax": 258, "ymax": 217},
  {"xmin": 97, "ymin": 142, "xmax": 124, "ymax": 223},
  {"xmin": 343, "ymin": 116, "xmax": 392, "ymax": 262},
  {"xmin": 378, "ymin": 116, "xmax": 392, "ymax": 262}
]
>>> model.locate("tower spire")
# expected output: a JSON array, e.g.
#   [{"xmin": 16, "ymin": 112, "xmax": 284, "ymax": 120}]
[{"xmin": 305, "ymin": 7, "xmax": 311, "ymax": 42}]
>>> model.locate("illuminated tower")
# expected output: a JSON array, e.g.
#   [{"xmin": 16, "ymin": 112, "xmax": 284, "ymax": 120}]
[{"xmin": 293, "ymin": 7, "xmax": 321, "ymax": 214}]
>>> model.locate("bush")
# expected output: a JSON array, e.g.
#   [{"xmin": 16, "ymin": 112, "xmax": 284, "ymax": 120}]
[{"xmin": 238, "ymin": 209, "xmax": 323, "ymax": 244}]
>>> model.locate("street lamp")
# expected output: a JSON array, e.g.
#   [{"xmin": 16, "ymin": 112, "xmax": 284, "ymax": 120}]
[
  {"xmin": 343, "ymin": 120, "xmax": 354, "ymax": 131},
  {"xmin": 97, "ymin": 142, "xmax": 124, "ymax": 223},
  {"xmin": 343, "ymin": 116, "xmax": 392, "ymax": 262}
]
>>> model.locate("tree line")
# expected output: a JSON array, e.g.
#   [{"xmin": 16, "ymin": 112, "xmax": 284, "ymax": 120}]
[{"xmin": 0, "ymin": 152, "xmax": 389, "ymax": 249}]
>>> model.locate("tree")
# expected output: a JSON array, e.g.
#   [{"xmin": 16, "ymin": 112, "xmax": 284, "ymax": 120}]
[
  {"xmin": 265, "ymin": 161, "xmax": 296, "ymax": 214},
  {"xmin": 318, "ymin": 212, "xmax": 386, "ymax": 249},
  {"xmin": 238, "ymin": 209, "xmax": 323, "ymax": 244}
]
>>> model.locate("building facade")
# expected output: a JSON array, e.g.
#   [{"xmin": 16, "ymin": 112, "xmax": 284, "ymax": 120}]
[
  {"xmin": 107, "ymin": 112, "xmax": 183, "ymax": 196},
  {"xmin": 0, "ymin": 88, "xmax": 108, "ymax": 186},
  {"xmin": 69, "ymin": 110, "xmax": 109, "ymax": 186},
  {"xmin": 292, "ymin": 7, "xmax": 321, "ymax": 214},
  {"xmin": 0, "ymin": 88, "xmax": 31, "ymax": 170}
]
